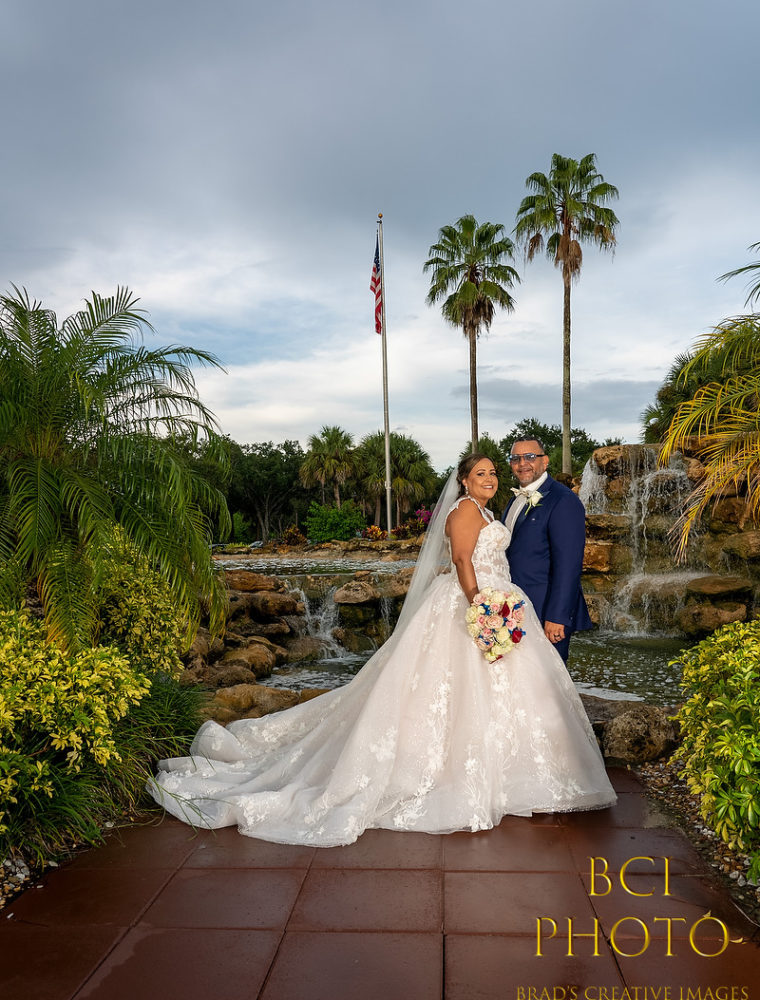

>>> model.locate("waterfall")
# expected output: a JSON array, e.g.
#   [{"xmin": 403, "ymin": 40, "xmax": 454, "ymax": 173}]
[
  {"xmin": 582, "ymin": 447, "xmax": 705, "ymax": 635},
  {"xmin": 286, "ymin": 584, "xmax": 352, "ymax": 660},
  {"xmin": 579, "ymin": 455, "xmax": 609, "ymax": 514}
]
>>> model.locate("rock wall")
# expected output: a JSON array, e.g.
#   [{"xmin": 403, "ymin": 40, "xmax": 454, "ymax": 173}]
[{"xmin": 580, "ymin": 445, "xmax": 760, "ymax": 636}]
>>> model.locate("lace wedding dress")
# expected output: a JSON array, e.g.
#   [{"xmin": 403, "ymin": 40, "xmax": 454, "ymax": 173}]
[{"xmin": 149, "ymin": 497, "xmax": 616, "ymax": 845}]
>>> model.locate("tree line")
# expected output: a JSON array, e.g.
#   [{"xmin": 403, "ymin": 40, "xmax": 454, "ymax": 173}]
[{"xmin": 222, "ymin": 418, "xmax": 616, "ymax": 543}]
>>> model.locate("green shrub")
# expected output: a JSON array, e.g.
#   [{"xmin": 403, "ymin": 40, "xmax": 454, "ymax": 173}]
[
  {"xmin": 305, "ymin": 501, "xmax": 365, "ymax": 542},
  {"xmin": 0, "ymin": 608, "xmax": 205, "ymax": 861},
  {"xmin": 672, "ymin": 620, "xmax": 760, "ymax": 879},
  {"xmin": 96, "ymin": 533, "xmax": 186, "ymax": 675},
  {"xmin": 0, "ymin": 610, "xmax": 151, "ymax": 843}
]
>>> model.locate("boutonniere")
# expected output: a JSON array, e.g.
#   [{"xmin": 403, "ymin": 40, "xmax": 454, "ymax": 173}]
[{"xmin": 523, "ymin": 491, "xmax": 543, "ymax": 516}]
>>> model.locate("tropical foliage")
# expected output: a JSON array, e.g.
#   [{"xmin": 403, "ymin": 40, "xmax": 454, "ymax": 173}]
[
  {"xmin": 305, "ymin": 499, "xmax": 365, "ymax": 543},
  {"xmin": 515, "ymin": 153, "xmax": 619, "ymax": 475},
  {"xmin": 227, "ymin": 438, "xmax": 309, "ymax": 542},
  {"xmin": 671, "ymin": 619, "xmax": 760, "ymax": 880},
  {"xmin": 499, "ymin": 418, "xmax": 616, "ymax": 478},
  {"xmin": 0, "ymin": 286, "xmax": 230, "ymax": 651},
  {"xmin": 640, "ymin": 350, "xmax": 737, "ymax": 443},
  {"xmin": 300, "ymin": 425, "xmax": 356, "ymax": 508},
  {"xmin": 660, "ymin": 313, "xmax": 760, "ymax": 557},
  {"xmin": 718, "ymin": 241, "xmax": 760, "ymax": 308},
  {"xmin": 0, "ymin": 605, "xmax": 204, "ymax": 860},
  {"xmin": 424, "ymin": 215, "xmax": 519, "ymax": 448}
]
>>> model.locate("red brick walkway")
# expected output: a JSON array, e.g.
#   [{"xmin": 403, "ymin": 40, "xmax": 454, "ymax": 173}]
[{"xmin": 2, "ymin": 767, "xmax": 759, "ymax": 999}]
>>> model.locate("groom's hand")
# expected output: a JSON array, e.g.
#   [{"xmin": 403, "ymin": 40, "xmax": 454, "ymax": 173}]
[{"xmin": 544, "ymin": 621, "xmax": 565, "ymax": 644}]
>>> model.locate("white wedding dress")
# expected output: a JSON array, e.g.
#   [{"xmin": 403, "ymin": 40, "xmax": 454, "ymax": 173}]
[{"xmin": 149, "ymin": 498, "xmax": 616, "ymax": 845}]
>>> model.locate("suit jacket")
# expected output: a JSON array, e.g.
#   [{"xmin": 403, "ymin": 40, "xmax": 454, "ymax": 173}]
[{"xmin": 501, "ymin": 474, "xmax": 592, "ymax": 635}]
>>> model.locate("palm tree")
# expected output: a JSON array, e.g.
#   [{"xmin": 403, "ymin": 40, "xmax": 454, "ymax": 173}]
[
  {"xmin": 660, "ymin": 314, "xmax": 760, "ymax": 557},
  {"xmin": 515, "ymin": 153, "xmax": 619, "ymax": 475},
  {"xmin": 355, "ymin": 431, "xmax": 436, "ymax": 526},
  {"xmin": 388, "ymin": 434, "xmax": 436, "ymax": 526},
  {"xmin": 424, "ymin": 215, "xmax": 519, "ymax": 448},
  {"xmin": 0, "ymin": 286, "xmax": 230, "ymax": 651},
  {"xmin": 355, "ymin": 431, "xmax": 390, "ymax": 525},
  {"xmin": 641, "ymin": 349, "xmax": 740, "ymax": 443},
  {"xmin": 299, "ymin": 425, "xmax": 355, "ymax": 508},
  {"xmin": 718, "ymin": 241, "xmax": 760, "ymax": 308}
]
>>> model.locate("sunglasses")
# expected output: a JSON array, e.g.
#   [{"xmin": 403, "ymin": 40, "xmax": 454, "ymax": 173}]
[{"xmin": 508, "ymin": 453, "xmax": 546, "ymax": 464}]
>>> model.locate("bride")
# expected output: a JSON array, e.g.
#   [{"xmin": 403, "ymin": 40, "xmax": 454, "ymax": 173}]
[{"xmin": 149, "ymin": 453, "xmax": 616, "ymax": 845}]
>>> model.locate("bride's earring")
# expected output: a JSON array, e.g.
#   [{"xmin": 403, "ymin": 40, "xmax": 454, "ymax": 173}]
[{"xmin": 464, "ymin": 484, "xmax": 470, "ymax": 496}]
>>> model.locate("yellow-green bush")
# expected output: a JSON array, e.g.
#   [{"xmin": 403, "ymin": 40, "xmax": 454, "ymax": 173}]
[
  {"xmin": 96, "ymin": 533, "xmax": 187, "ymax": 676},
  {"xmin": 0, "ymin": 609, "xmax": 151, "ymax": 838},
  {"xmin": 672, "ymin": 619, "xmax": 760, "ymax": 879}
]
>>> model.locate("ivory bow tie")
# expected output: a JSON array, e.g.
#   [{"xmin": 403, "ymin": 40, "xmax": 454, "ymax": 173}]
[{"xmin": 511, "ymin": 487, "xmax": 535, "ymax": 497}]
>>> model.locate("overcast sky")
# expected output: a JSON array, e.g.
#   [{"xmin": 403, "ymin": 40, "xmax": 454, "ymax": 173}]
[{"xmin": 2, "ymin": 0, "xmax": 758, "ymax": 470}]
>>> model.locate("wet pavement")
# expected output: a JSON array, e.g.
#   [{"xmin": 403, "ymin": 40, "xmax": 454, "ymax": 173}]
[{"xmin": 2, "ymin": 767, "xmax": 758, "ymax": 1000}]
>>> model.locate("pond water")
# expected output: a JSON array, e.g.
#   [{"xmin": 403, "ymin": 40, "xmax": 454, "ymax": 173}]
[
  {"xmin": 219, "ymin": 555, "xmax": 693, "ymax": 707},
  {"xmin": 261, "ymin": 630, "xmax": 691, "ymax": 707},
  {"xmin": 568, "ymin": 632, "xmax": 689, "ymax": 705}
]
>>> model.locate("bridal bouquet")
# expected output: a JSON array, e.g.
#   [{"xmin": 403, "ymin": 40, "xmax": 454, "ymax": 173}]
[{"xmin": 465, "ymin": 587, "xmax": 526, "ymax": 663}]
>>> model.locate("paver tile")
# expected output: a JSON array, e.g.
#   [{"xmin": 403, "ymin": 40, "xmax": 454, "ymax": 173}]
[
  {"xmin": 310, "ymin": 827, "xmax": 442, "ymax": 869},
  {"xmin": 444, "ymin": 821, "xmax": 575, "ymax": 871},
  {"xmin": 0, "ymin": 923, "xmax": 125, "ymax": 1000},
  {"xmin": 73, "ymin": 927, "xmax": 281, "ymax": 1000},
  {"xmin": 444, "ymin": 871, "xmax": 595, "ymax": 935},
  {"xmin": 288, "ymin": 869, "xmax": 441, "ymax": 931},
  {"xmin": 4, "ymin": 867, "xmax": 173, "ymax": 926},
  {"xmin": 261, "ymin": 931, "xmax": 442, "ymax": 1000},
  {"xmin": 445, "ymin": 932, "xmax": 625, "ymax": 998},
  {"xmin": 140, "ymin": 868, "xmax": 306, "ymax": 928}
]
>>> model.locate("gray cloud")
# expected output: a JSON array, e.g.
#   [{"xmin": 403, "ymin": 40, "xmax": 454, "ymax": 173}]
[{"xmin": 1, "ymin": 0, "xmax": 758, "ymax": 469}]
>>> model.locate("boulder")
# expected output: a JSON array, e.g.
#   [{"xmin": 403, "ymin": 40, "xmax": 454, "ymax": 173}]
[
  {"xmin": 213, "ymin": 683, "xmax": 299, "ymax": 716},
  {"xmin": 208, "ymin": 662, "xmax": 262, "ymax": 687},
  {"xmin": 224, "ymin": 570, "xmax": 284, "ymax": 592},
  {"xmin": 675, "ymin": 601, "xmax": 747, "ymax": 636},
  {"xmin": 375, "ymin": 567, "xmax": 414, "ymax": 600},
  {"xmin": 709, "ymin": 497, "xmax": 750, "ymax": 530},
  {"xmin": 217, "ymin": 642, "xmax": 278, "ymax": 678},
  {"xmin": 202, "ymin": 683, "xmax": 330, "ymax": 724},
  {"xmin": 583, "ymin": 593, "xmax": 609, "ymax": 627},
  {"xmin": 333, "ymin": 580, "xmax": 381, "ymax": 604},
  {"xmin": 602, "ymin": 705, "xmax": 679, "ymax": 764},
  {"xmin": 592, "ymin": 444, "xmax": 652, "ymax": 476},
  {"xmin": 282, "ymin": 636, "xmax": 325, "ymax": 662},
  {"xmin": 583, "ymin": 540, "xmax": 612, "ymax": 573},
  {"xmin": 685, "ymin": 575, "xmax": 753, "ymax": 599},
  {"xmin": 248, "ymin": 591, "xmax": 302, "ymax": 617},
  {"xmin": 721, "ymin": 531, "xmax": 760, "ymax": 561},
  {"xmin": 683, "ymin": 456, "xmax": 706, "ymax": 482},
  {"xmin": 187, "ymin": 628, "xmax": 210, "ymax": 661},
  {"xmin": 585, "ymin": 514, "xmax": 633, "ymax": 537}
]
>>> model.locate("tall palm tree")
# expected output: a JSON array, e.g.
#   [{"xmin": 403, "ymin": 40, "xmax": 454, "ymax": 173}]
[
  {"xmin": 299, "ymin": 425, "xmax": 355, "ymax": 508},
  {"xmin": 0, "ymin": 286, "xmax": 230, "ymax": 651},
  {"xmin": 515, "ymin": 153, "xmax": 619, "ymax": 475},
  {"xmin": 660, "ymin": 314, "xmax": 760, "ymax": 557},
  {"xmin": 424, "ymin": 215, "xmax": 519, "ymax": 448}
]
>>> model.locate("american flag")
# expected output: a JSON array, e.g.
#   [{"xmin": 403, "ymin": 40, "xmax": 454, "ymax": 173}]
[{"xmin": 370, "ymin": 237, "xmax": 382, "ymax": 334}]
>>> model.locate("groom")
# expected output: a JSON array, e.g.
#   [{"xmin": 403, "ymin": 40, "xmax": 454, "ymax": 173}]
[{"xmin": 501, "ymin": 436, "xmax": 591, "ymax": 662}]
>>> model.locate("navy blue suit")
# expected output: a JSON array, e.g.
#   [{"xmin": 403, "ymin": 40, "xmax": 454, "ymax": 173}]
[{"xmin": 501, "ymin": 474, "xmax": 591, "ymax": 662}]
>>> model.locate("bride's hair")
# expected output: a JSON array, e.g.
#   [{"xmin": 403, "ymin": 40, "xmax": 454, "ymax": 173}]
[{"xmin": 456, "ymin": 452, "xmax": 496, "ymax": 495}]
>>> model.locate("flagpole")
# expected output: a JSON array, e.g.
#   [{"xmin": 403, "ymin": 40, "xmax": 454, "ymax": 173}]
[{"xmin": 377, "ymin": 213, "xmax": 393, "ymax": 533}]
